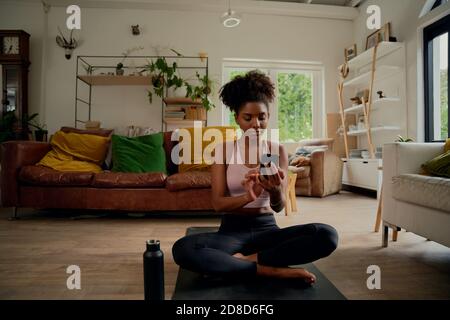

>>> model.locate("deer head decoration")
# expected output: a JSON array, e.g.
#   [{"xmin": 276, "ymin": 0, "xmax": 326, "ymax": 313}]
[{"xmin": 56, "ymin": 27, "xmax": 78, "ymax": 59}]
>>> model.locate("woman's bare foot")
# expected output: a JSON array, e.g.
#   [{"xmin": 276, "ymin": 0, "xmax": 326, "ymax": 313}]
[
  {"xmin": 232, "ymin": 252, "xmax": 257, "ymax": 262},
  {"xmin": 232, "ymin": 252, "xmax": 316, "ymax": 284},
  {"xmin": 257, "ymin": 265, "xmax": 316, "ymax": 284}
]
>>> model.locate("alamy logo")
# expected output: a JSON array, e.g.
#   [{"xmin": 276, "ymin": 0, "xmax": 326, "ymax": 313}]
[
  {"xmin": 366, "ymin": 5, "xmax": 381, "ymax": 30},
  {"xmin": 66, "ymin": 5, "xmax": 81, "ymax": 30},
  {"xmin": 366, "ymin": 265, "xmax": 381, "ymax": 290},
  {"xmin": 66, "ymin": 265, "xmax": 81, "ymax": 290}
]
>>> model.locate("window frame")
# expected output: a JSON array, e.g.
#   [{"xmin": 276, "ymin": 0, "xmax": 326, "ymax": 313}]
[
  {"xmin": 221, "ymin": 59, "xmax": 325, "ymax": 141},
  {"xmin": 424, "ymin": 14, "xmax": 450, "ymax": 142}
]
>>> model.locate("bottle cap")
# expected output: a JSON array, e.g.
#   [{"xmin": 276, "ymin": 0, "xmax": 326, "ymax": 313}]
[{"xmin": 146, "ymin": 239, "xmax": 160, "ymax": 251}]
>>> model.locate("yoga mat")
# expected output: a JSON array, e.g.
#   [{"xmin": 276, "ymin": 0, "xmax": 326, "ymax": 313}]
[{"xmin": 172, "ymin": 227, "xmax": 346, "ymax": 300}]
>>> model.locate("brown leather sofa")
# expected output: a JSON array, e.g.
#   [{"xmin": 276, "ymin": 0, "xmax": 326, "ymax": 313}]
[
  {"xmin": 1, "ymin": 132, "xmax": 215, "ymax": 218},
  {"xmin": 288, "ymin": 138, "xmax": 343, "ymax": 198}
]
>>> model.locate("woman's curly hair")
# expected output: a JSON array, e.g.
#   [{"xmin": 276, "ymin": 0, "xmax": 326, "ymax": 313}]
[{"xmin": 219, "ymin": 70, "xmax": 275, "ymax": 114}]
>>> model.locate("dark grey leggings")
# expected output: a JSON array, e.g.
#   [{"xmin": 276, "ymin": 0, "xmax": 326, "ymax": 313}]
[{"xmin": 172, "ymin": 214, "xmax": 338, "ymax": 278}]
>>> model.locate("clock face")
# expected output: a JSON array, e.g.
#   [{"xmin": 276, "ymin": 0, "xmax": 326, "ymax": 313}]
[{"xmin": 3, "ymin": 36, "xmax": 19, "ymax": 55}]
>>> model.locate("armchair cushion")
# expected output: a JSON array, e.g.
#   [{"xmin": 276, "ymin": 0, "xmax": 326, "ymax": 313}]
[
  {"xmin": 392, "ymin": 173, "xmax": 450, "ymax": 213},
  {"xmin": 290, "ymin": 156, "xmax": 311, "ymax": 167},
  {"xmin": 421, "ymin": 150, "xmax": 450, "ymax": 178},
  {"xmin": 288, "ymin": 166, "xmax": 311, "ymax": 179}
]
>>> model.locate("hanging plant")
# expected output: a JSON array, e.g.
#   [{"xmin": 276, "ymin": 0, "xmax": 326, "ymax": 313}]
[
  {"xmin": 145, "ymin": 57, "xmax": 184, "ymax": 103},
  {"xmin": 185, "ymin": 72, "xmax": 215, "ymax": 111}
]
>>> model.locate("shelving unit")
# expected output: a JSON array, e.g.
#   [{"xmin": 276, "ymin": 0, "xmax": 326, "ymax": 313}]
[
  {"xmin": 346, "ymin": 126, "xmax": 401, "ymax": 136},
  {"xmin": 343, "ymin": 97, "xmax": 400, "ymax": 113},
  {"xmin": 77, "ymin": 75, "xmax": 152, "ymax": 86},
  {"xmin": 337, "ymin": 41, "xmax": 406, "ymax": 159},
  {"xmin": 163, "ymin": 97, "xmax": 207, "ymax": 131},
  {"xmin": 74, "ymin": 55, "xmax": 209, "ymax": 131},
  {"xmin": 342, "ymin": 65, "xmax": 401, "ymax": 88},
  {"xmin": 337, "ymin": 41, "xmax": 407, "ymax": 197}
]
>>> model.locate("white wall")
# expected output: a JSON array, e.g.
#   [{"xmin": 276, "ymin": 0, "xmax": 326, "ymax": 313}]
[
  {"xmin": 353, "ymin": 0, "xmax": 428, "ymax": 141},
  {"xmin": 1, "ymin": 0, "xmax": 354, "ymax": 136}
]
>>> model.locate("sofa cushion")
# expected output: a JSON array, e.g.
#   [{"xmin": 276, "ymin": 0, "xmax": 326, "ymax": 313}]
[
  {"xmin": 92, "ymin": 172, "xmax": 167, "ymax": 188},
  {"xmin": 166, "ymin": 171, "xmax": 211, "ymax": 192},
  {"xmin": 37, "ymin": 131, "xmax": 110, "ymax": 173},
  {"xmin": 60, "ymin": 126, "xmax": 113, "ymax": 137},
  {"xmin": 19, "ymin": 165, "xmax": 94, "ymax": 186},
  {"xmin": 392, "ymin": 174, "xmax": 450, "ymax": 212},
  {"xmin": 111, "ymin": 133, "xmax": 167, "ymax": 174},
  {"xmin": 421, "ymin": 150, "xmax": 450, "ymax": 178},
  {"xmin": 178, "ymin": 126, "xmax": 237, "ymax": 173}
]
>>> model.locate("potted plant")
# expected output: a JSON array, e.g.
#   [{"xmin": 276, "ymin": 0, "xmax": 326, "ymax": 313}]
[
  {"xmin": 395, "ymin": 135, "xmax": 414, "ymax": 142},
  {"xmin": 116, "ymin": 62, "xmax": 124, "ymax": 76},
  {"xmin": 24, "ymin": 113, "xmax": 48, "ymax": 142},
  {"xmin": 185, "ymin": 72, "xmax": 216, "ymax": 111},
  {"xmin": 81, "ymin": 61, "xmax": 96, "ymax": 75},
  {"xmin": 0, "ymin": 111, "xmax": 17, "ymax": 143},
  {"xmin": 145, "ymin": 57, "xmax": 184, "ymax": 103}
]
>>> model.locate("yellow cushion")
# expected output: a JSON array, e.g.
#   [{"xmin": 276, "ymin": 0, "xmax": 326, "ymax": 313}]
[
  {"xmin": 38, "ymin": 131, "xmax": 110, "ymax": 173},
  {"xmin": 178, "ymin": 126, "xmax": 236, "ymax": 173},
  {"xmin": 445, "ymin": 139, "xmax": 450, "ymax": 153}
]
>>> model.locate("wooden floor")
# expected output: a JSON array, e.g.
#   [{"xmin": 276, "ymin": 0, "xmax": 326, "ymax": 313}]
[{"xmin": 0, "ymin": 191, "xmax": 449, "ymax": 300}]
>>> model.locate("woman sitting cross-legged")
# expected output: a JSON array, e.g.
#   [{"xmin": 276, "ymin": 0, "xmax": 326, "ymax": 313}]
[{"xmin": 172, "ymin": 70, "xmax": 338, "ymax": 284}]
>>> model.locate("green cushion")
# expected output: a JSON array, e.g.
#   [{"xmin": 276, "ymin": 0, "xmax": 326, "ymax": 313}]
[
  {"xmin": 111, "ymin": 133, "xmax": 167, "ymax": 174},
  {"xmin": 422, "ymin": 150, "xmax": 450, "ymax": 178}
]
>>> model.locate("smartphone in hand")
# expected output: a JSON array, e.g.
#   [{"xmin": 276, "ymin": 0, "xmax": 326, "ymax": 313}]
[{"xmin": 259, "ymin": 153, "xmax": 279, "ymax": 177}]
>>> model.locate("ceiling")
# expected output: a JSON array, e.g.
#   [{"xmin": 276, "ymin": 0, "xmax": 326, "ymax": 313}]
[{"xmin": 257, "ymin": 0, "xmax": 363, "ymax": 7}]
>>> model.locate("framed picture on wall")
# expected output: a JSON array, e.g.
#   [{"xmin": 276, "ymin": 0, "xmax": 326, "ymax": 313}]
[
  {"xmin": 345, "ymin": 44, "xmax": 357, "ymax": 62},
  {"xmin": 365, "ymin": 23, "xmax": 391, "ymax": 50}
]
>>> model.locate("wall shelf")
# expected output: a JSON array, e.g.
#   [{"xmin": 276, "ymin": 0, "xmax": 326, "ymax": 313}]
[
  {"xmin": 344, "ymin": 97, "xmax": 400, "ymax": 113},
  {"xmin": 163, "ymin": 97, "xmax": 202, "ymax": 106},
  {"xmin": 347, "ymin": 126, "xmax": 401, "ymax": 136},
  {"xmin": 74, "ymin": 55, "xmax": 209, "ymax": 131},
  {"xmin": 77, "ymin": 75, "xmax": 151, "ymax": 86},
  {"xmin": 343, "ymin": 65, "xmax": 401, "ymax": 88},
  {"xmin": 339, "ymin": 41, "xmax": 404, "ymax": 71}
]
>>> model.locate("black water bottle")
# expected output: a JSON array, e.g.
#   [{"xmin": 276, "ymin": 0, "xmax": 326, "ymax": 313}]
[{"xmin": 143, "ymin": 239, "xmax": 165, "ymax": 300}]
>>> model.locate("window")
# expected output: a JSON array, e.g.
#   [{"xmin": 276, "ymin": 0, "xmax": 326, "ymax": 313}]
[
  {"xmin": 424, "ymin": 14, "xmax": 450, "ymax": 142},
  {"xmin": 432, "ymin": 0, "xmax": 449, "ymax": 11},
  {"xmin": 222, "ymin": 61, "xmax": 323, "ymax": 142}
]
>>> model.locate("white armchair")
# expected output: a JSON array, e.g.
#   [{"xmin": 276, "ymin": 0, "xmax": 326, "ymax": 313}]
[{"xmin": 382, "ymin": 142, "xmax": 450, "ymax": 248}]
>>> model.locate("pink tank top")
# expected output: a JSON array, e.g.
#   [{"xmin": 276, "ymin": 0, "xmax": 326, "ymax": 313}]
[{"xmin": 226, "ymin": 139, "xmax": 271, "ymax": 209}]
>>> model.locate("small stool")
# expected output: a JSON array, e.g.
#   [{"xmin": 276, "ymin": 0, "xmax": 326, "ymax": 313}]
[{"xmin": 285, "ymin": 173, "xmax": 298, "ymax": 216}]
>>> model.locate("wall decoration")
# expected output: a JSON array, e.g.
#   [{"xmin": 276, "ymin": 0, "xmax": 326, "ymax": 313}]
[
  {"xmin": 377, "ymin": 90, "xmax": 386, "ymax": 99},
  {"xmin": 345, "ymin": 44, "xmax": 357, "ymax": 62},
  {"xmin": 131, "ymin": 25, "xmax": 140, "ymax": 35},
  {"xmin": 55, "ymin": 27, "xmax": 78, "ymax": 59},
  {"xmin": 365, "ymin": 23, "xmax": 391, "ymax": 50}
]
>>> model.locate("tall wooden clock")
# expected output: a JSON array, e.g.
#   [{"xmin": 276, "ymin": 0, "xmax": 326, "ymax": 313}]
[{"xmin": 0, "ymin": 30, "xmax": 30, "ymax": 139}]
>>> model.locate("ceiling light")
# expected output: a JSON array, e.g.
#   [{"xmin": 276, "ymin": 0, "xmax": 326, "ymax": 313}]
[{"xmin": 221, "ymin": 0, "xmax": 241, "ymax": 28}]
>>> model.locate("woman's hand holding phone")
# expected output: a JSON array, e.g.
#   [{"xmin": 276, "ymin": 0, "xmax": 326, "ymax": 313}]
[
  {"xmin": 242, "ymin": 169, "xmax": 264, "ymax": 201},
  {"xmin": 258, "ymin": 164, "xmax": 285, "ymax": 194}
]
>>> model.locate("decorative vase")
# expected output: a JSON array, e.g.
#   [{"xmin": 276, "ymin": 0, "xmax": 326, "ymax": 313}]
[{"xmin": 167, "ymin": 85, "xmax": 187, "ymax": 98}]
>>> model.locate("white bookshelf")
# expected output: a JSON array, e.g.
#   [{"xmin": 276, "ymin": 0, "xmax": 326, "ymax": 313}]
[
  {"xmin": 343, "ymin": 65, "xmax": 401, "ymax": 88},
  {"xmin": 338, "ymin": 41, "xmax": 404, "ymax": 71},
  {"xmin": 344, "ymin": 97, "xmax": 400, "ymax": 113},
  {"xmin": 337, "ymin": 41, "xmax": 407, "ymax": 195},
  {"xmin": 347, "ymin": 126, "xmax": 401, "ymax": 136}
]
